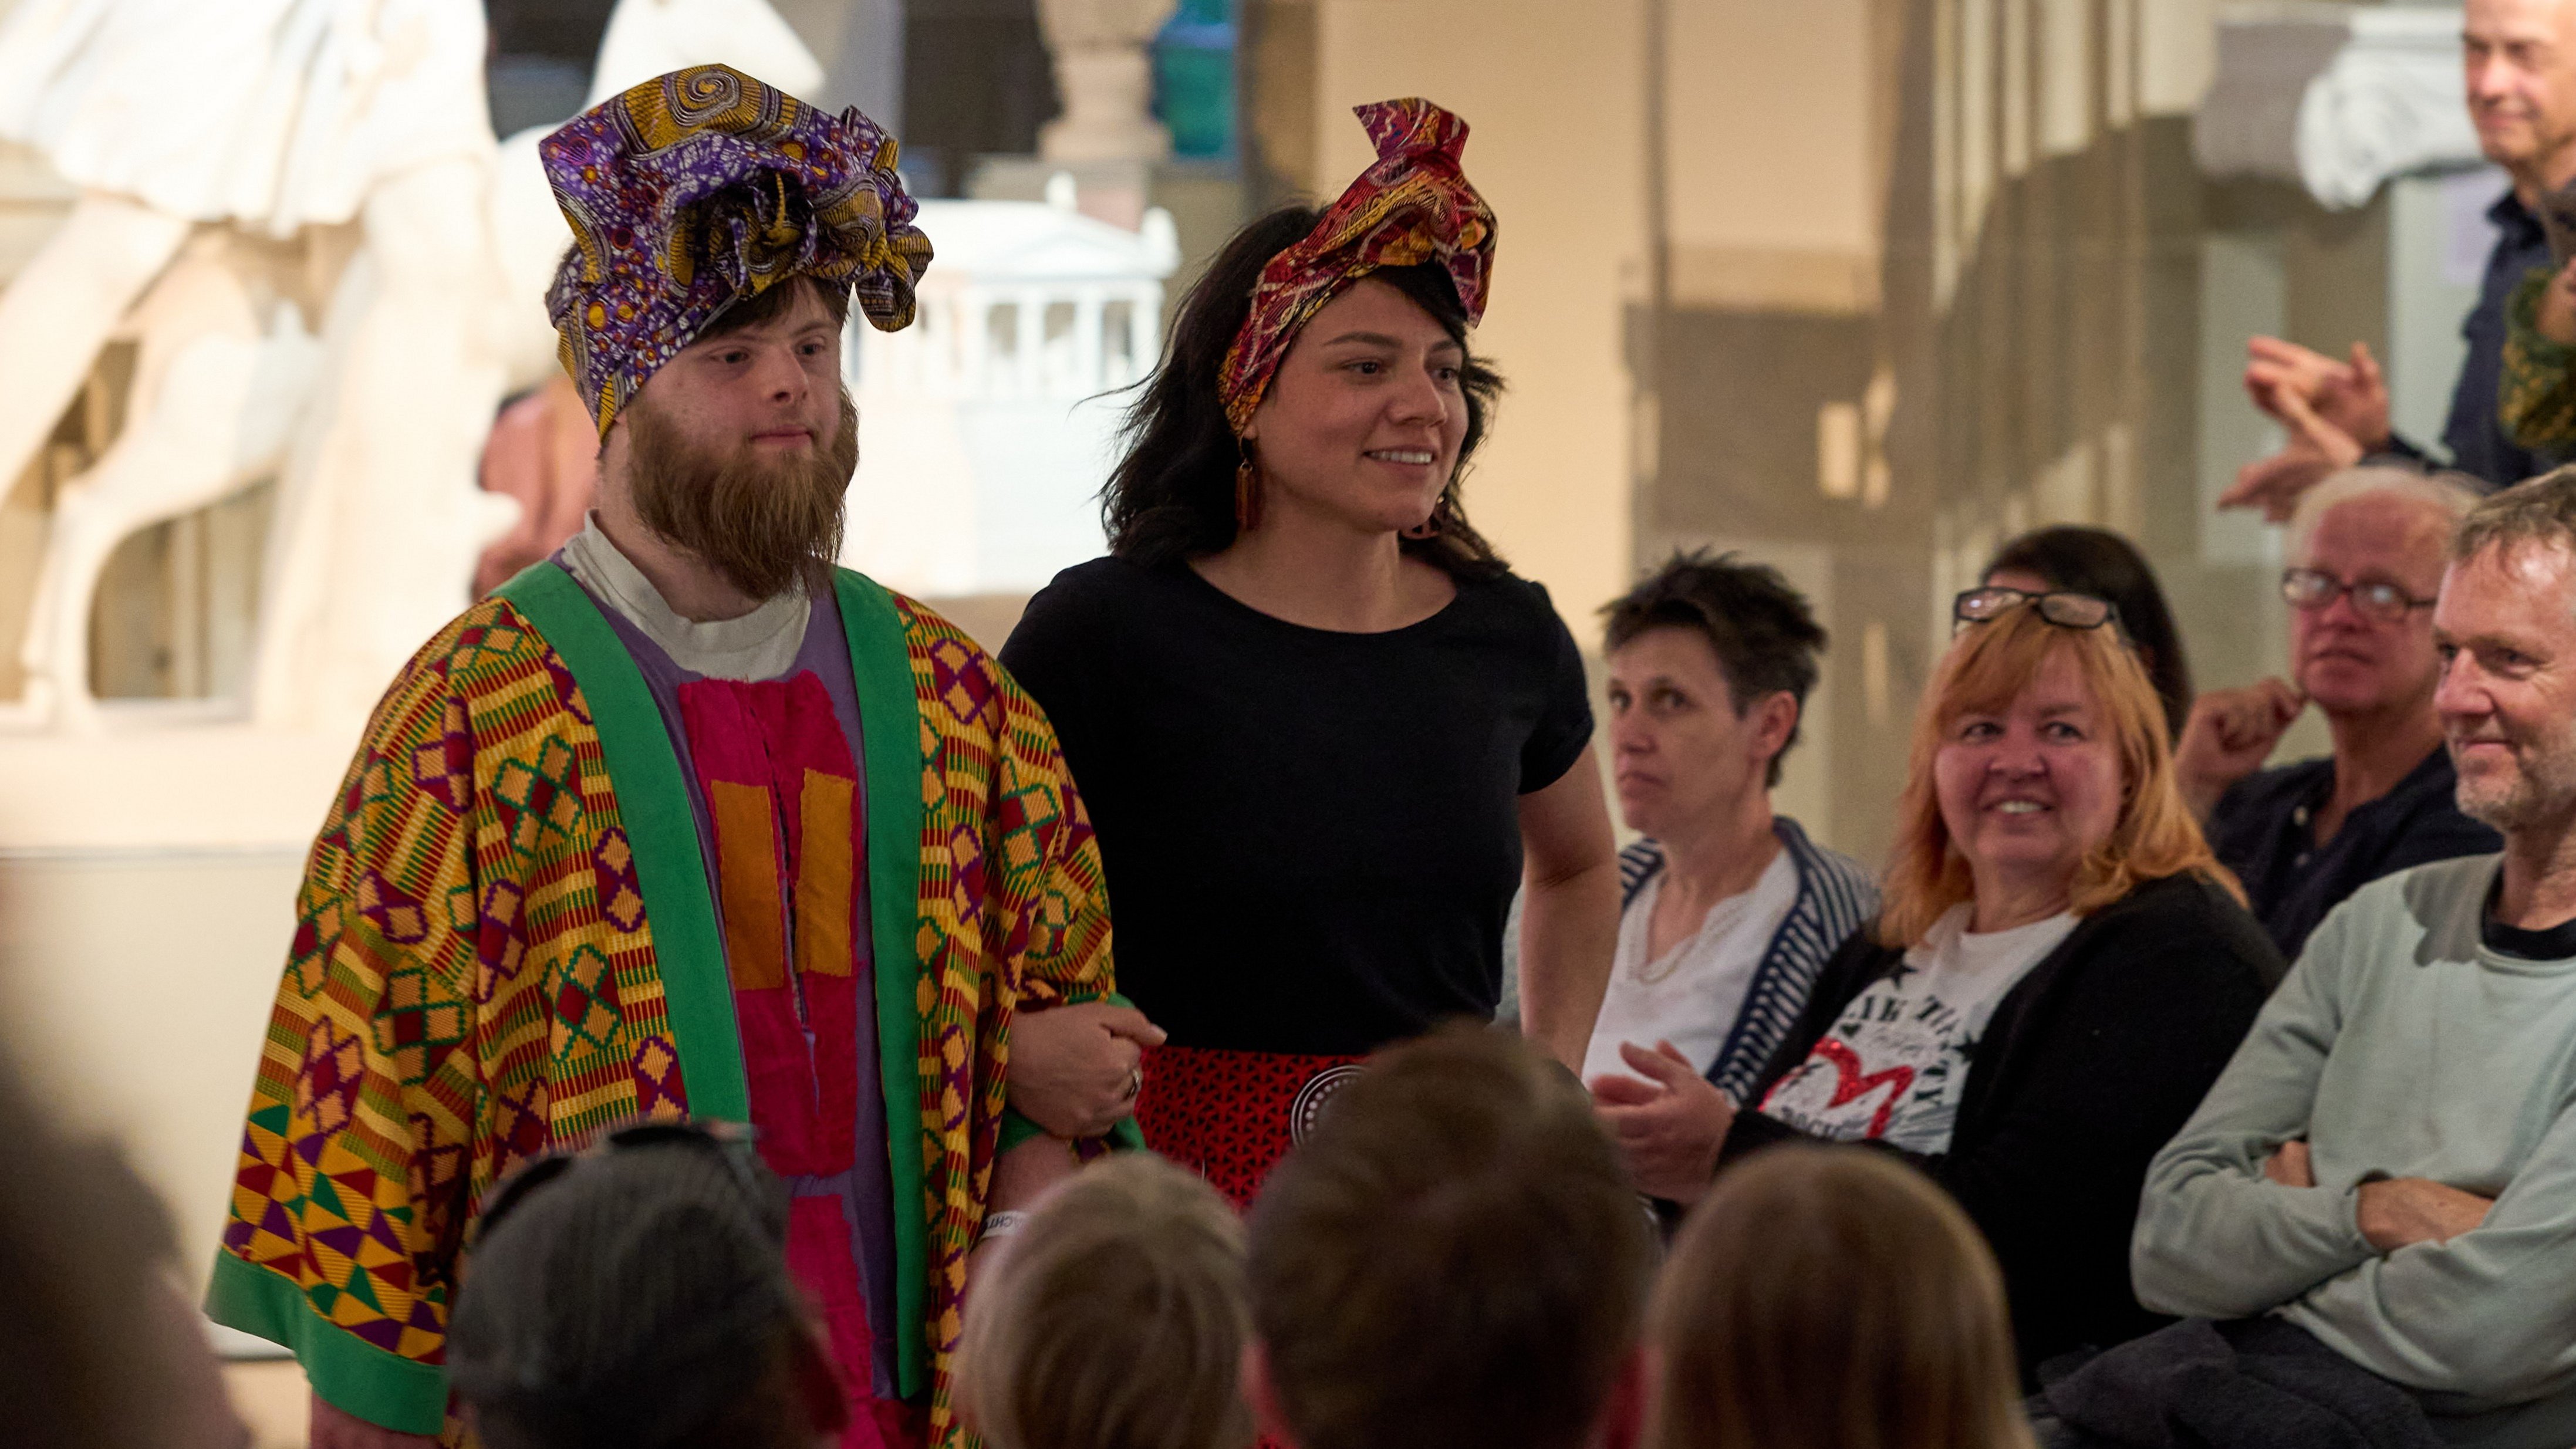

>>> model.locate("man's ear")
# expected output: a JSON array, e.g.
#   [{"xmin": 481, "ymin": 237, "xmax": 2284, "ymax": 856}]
[
  {"xmin": 1240, "ymin": 1339, "xmax": 1300, "ymax": 1449},
  {"xmin": 596, "ymin": 407, "xmax": 630, "ymax": 479},
  {"xmin": 1591, "ymin": 1343, "xmax": 1653, "ymax": 1449}
]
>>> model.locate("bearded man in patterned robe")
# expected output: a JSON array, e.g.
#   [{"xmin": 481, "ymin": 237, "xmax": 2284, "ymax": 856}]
[{"xmin": 206, "ymin": 64, "xmax": 1151, "ymax": 1449}]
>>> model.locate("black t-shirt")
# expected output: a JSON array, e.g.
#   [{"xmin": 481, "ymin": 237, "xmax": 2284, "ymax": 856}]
[
  {"xmin": 2482, "ymin": 875, "xmax": 2576, "ymax": 960},
  {"xmin": 999, "ymin": 555, "xmax": 1594, "ymax": 1055}
]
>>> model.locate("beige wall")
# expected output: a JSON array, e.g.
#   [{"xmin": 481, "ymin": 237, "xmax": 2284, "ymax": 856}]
[
  {"xmin": 1666, "ymin": 0, "xmax": 1881, "ymax": 314},
  {"xmin": 1667, "ymin": 1, "xmax": 1876, "ymax": 255},
  {"xmin": 0, "ymin": 852, "xmax": 306, "ymax": 1284},
  {"xmin": 0, "ymin": 729, "xmax": 352, "ymax": 1284},
  {"xmin": 1312, "ymin": 0, "xmax": 1647, "ymax": 633}
]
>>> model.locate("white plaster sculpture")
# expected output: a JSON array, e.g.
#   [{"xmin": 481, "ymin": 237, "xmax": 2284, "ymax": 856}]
[
  {"xmin": 590, "ymin": 0, "xmax": 823, "ymax": 101},
  {"xmin": 1035, "ymin": 0, "xmax": 1180, "ymax": 163},
  {"xmin": 0, "ymin": 0, "xmax": 823, "ymax": 731},
  {"xmin": 0, "ymin": 0, "xmax": 511, "ymax": 731},
  {"xmin": 252, "ymin": 149, "xmax": 521, "ymax": 728},
  {"xmin": 0, "ymin": 0, "xmax": 493, "ymax": 238},
  {"xmin": 15, "ymin": 235, "xmax": 322, "ymax": 731},
  {"xmin": 2193, "ymin": 4, "xmax": 2482, "ymax": 210}
]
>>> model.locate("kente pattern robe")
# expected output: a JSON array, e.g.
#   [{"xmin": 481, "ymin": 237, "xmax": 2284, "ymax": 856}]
[{"xmin": 207, "ymin": 563, "xmax": 1118, "ymax": 1445}]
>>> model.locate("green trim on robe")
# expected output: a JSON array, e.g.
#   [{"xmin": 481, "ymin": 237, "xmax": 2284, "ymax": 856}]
[
  {"xmin": 499, "ymin": 562, "xmax": 935, "ymax": 1399},
  {"xmin": 207, "ymin": 1249, "xmax": 450, "ymax": 1435},
  {"xmin": 833, "ymin": 568, "xmax": 933, "ymax": 1399},
  {"xmin": 494, "ymin": 563, "xmax": 750, "ymax": 1123}
]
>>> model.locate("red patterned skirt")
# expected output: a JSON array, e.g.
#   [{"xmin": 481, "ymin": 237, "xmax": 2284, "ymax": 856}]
[{"xmin": 1133, "ymin": 1045, "xmax": 1372, "ymax": 1208}]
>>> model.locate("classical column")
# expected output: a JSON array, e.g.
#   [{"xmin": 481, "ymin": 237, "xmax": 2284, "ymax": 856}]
[{"xmin": 1035, "ymin": 0, "xmax": 1180, "ymax": 163}]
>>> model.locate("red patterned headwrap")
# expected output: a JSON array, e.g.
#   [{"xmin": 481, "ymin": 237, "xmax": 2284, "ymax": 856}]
[{"xmin": 1217, "ymin": 98, "xmax": 1496, "ymax": 435}]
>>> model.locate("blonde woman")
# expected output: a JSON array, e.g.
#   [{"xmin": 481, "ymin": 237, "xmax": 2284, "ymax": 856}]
[
  {"xmin": 1598, "ymin": 596, "xmax": 2282, "ymax": 1377},
  {"xmin": 1650, "ymin": 1145, "xmax": 2035, "ymax": 1449},
  {"xmin": 956, "ymin": 1154, "xmax": 1252, "ymax": 1449}
]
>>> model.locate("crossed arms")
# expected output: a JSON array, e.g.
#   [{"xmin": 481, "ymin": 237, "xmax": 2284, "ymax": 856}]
[{"xmin": 2132, "ymin": 918, "xmax": 2576, "ymax": 1406}]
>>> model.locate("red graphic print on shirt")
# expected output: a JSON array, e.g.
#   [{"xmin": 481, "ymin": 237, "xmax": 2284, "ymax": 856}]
[{"xmin": 1761, "ymin": 1036, "xmax": 1915, "ymax": 1139}]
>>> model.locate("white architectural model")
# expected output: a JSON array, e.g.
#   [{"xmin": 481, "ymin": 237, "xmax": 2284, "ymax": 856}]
[{"xmin": 846, "ymin": 181, "xmax": 1179, "ymax": 596}]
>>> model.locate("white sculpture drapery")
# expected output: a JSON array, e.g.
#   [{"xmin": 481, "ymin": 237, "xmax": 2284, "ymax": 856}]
[{"xmin": 2193, "ymin": 3, "xmax": 2483, "ymax": 210}]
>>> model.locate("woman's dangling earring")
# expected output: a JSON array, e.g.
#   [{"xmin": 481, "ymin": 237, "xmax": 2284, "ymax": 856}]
[
  {"xmin": 1234, "ymin": 443, "xmax": 1264, "ymax": 535},
  {"xmin": 1403, "ymin": 489, "xmax": 1449, "ymax": 541}
]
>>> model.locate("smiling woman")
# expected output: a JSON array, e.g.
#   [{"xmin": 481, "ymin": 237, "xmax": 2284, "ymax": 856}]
[
  {"xmin": 998, "ymin": 99, "xmax": 1619, "ymax": 1207},
  {"xmin": 1880, "ymin": 602, "xmax": 2224, "ymax": 943},
  {"xmin": 1655, "ymin": 602, "xmax": 2286, "ymax": 1384},
  {"xmin": 1095, "ymin": 203, "xmax": 1507, "ymax": 580}
]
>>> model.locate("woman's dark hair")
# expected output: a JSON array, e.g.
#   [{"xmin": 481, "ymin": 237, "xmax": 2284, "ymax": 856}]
[
  {"xmin": 1984, "ymin": 526, "xmax": 2193, "ymax": 741},
  {"xmin": 1105, "ymin": 205, "xmax": 1508, "ymax": 579}
]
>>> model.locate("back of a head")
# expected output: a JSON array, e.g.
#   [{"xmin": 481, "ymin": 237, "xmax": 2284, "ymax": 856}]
[
  {"xmin": 2454, "ymin": 462, "xmax": 2576, "ymax": 565},
  {"xmin": 958, "ymin": 1153, "xmax": 1252, "ymax": 1449},
  {"xmin": 0, "ymin": 1034, "xmax": 244, "ymax": 1449},
  {"xmin": 448, "ymin": 1141, "xmax": 825, "ymax": 1449},
  {"xmin": 1250, "ymin": 1026, "xmax": 1656, "ymax": 1449},
  {"xmin": 2290, "ymin": 464, "xmax": 2478, "ymax": 565},
  {"xmin": 1650, "ymin": 1146, "xmax": 2033, "ymax": 1449}
]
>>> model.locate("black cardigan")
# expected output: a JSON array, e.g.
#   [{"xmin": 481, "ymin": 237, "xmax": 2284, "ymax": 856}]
[{"xmin": 1720, "ymin": 873, "xmax": 2285, "ymax": 1380}]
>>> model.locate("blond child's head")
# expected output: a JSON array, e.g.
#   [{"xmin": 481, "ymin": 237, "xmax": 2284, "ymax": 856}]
[{"xmin": 957, "ymin": 1154, "xmax": 1252, "ymax": 1449}]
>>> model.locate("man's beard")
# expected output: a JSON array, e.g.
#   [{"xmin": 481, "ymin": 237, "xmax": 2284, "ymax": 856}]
[
  {"xmin": 2454, "ymin": 720, "xmax": 2576, "ymax": 834},
  {"xmin": 626, "ymin": 387, "xmax": 860, "ymax": 600}
]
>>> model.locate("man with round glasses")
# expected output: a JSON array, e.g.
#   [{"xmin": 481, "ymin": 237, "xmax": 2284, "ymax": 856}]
[{"xmin": 2175, "ymin": 467, "xmax": 2500, "ymax": 956}]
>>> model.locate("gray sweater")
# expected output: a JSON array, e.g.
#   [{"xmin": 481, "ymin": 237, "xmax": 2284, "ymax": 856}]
[{"xmin": 2132, "ymin": 854, "xmax": 2576, "ymax": 1447}]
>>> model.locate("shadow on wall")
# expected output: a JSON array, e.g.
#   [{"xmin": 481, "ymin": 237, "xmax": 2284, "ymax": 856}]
[{"xmin": 1637, "ymin": 0, "xmax": 2376, "ymax": 867}]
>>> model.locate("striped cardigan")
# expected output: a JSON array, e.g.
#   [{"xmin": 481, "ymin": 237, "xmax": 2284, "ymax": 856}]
[{"xmin": 1617, "ymin": 816, "xmax": 1878, "ymax": 1104}]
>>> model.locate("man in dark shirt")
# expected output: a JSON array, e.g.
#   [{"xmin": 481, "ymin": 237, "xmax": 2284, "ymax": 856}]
[
  {"xmin": 2221, "ymin": 0, "xmax": 2576, "ymax": 512},
  {"xmin": 2445, "ymin": 191, "xmax": 2553, "ymax": 485},
  {"xmin": 2178, "ymin": 468, "xmax": 2499, "ymax": 958}
]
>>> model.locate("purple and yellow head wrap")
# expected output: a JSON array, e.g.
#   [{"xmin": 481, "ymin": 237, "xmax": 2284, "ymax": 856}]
[
  {"xmin": 1217, "ymin": 98, "xmax": 1496, "ymax": 435},
  {"xmin": 541, "ymin": 65, "xmax": 932, "ymax": 435}
]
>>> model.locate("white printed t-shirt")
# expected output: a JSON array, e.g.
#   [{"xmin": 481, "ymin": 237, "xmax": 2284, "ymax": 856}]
[
  {"xmin": 1758, "ymin": 903, "xmax": 2077, "ymax": 1154},
  {"xmin": 1581, "ymin": 849, "xmax": 1801, "ymax": 1087}
]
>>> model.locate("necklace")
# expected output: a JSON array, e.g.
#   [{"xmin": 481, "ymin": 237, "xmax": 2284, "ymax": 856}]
[{"xmin": 1634, "ymin": 880, "xmax": 1758, "ymax": 986}]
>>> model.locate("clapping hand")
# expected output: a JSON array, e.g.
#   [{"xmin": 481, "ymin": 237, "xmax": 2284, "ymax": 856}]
[
  {"xmin": 1591, "ymin": 1040, "xmax": 1734, "ymax": 1207},
  {"xmin": 2222, "ymin": 339, "xmax": 2387, "ymax": 521},
  {"xmin": 2244, "ymin": 337, "xmax": 2391, "ymax": 450}
]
